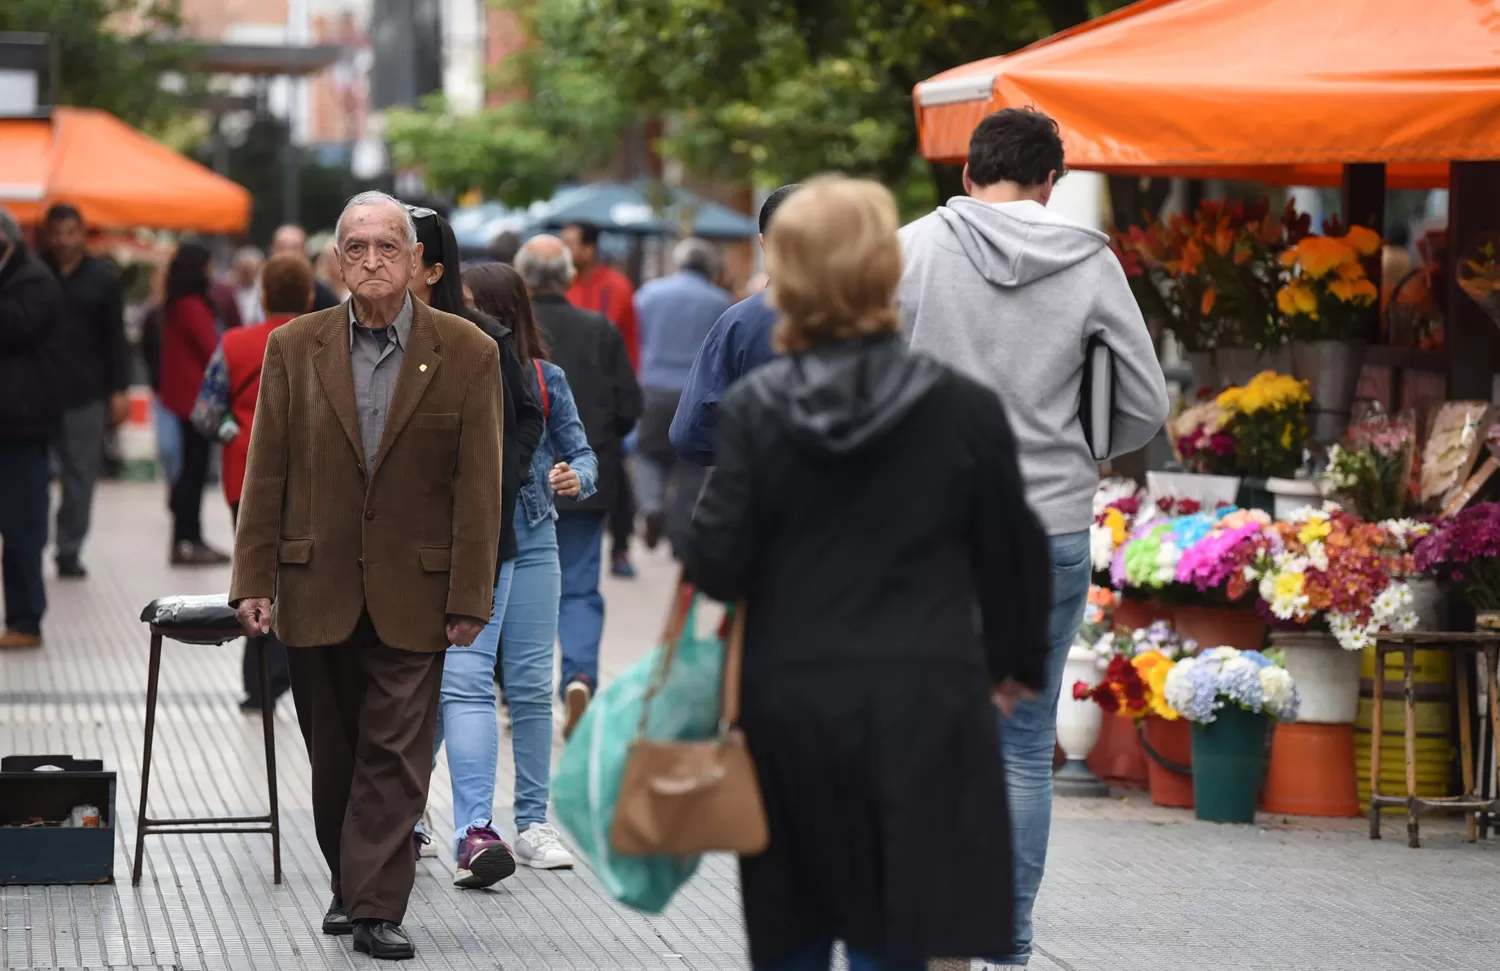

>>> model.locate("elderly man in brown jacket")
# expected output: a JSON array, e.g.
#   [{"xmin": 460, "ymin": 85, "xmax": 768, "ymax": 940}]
[{"xmin": 230, "ymin": 190, "xmax": 503, "ymax": 961}]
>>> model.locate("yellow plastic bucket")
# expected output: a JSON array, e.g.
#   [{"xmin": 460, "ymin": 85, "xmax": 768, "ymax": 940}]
[{"xmin": 1353, "ymin": 647, "xmax": 1455, "ymax": 812}]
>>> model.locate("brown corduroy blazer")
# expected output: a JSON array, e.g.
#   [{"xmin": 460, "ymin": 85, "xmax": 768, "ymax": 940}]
[{"xmin": 228, "ymin": 298, "xmax": 504, "ymax": 653}]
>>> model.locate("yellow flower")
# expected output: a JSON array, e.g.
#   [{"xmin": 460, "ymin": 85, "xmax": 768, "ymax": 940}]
[
  {"xmin": 1336, "ymin": 261, "xmax": 1367, "ymax": 282},
  {"xmin": 1298, "ymin": 517, "xmax": 1332, "ymax": 545},
  {"xmin": 1280, "ymin": 284, "xmax": 1318, "ymax": 316},
  {"xmin": 1295, "ymin": 236, "xmax": 1358, "ymax": 280},
  {"xmin": 1105, "ymin": 507, "xmax": 1127, "ymax": 548},
  {"xmin": 1273, "ymin": 570, "xmax": 1306, "ymax": 603},
  {"xmin": 1133, "ymin": 651, "xmax": 1179, "ymax": 720},
  {"xmin": 1329, "ymin": 277, "xmax": 1378, "ymax": 305},
  {"xmin": 1201, "ymin": 286, "xmax": 1217, "ymax": 316},
  {"xmin": 1216, "ymin": 386, "xmax": 1244, "ymax": 411},
  {"xmin": 1343, "ymin": 225, "xmax": 1382, "ymax": 257},
  {"xmin": 1276, "ymin": 286, "xmax": 1299, "ymax": 316}
]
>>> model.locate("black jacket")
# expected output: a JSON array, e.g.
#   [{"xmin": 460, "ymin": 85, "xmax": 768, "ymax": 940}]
[
  {"xmin": 531, "ymin": 293, "xmax": 642, "ymax": 515},
  {"xmin": 468, "ymin": 310, "xmax": 545, "ymax": 563},
  {"xmin": 0, "ymin": 243, "xmax": 68, "ymax": 442},
  {"xmin": 681, "ymin": 336, "xmax": 1050, "ymax": 965},
  {"xmin": 43, "ymin": 254, "xmax": 128, "ymax": 407}
]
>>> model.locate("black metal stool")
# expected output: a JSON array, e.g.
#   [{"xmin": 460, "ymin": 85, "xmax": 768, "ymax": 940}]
[{"xmin": 132, "ymin": 594, "xmax": 281, "ymax": 885}]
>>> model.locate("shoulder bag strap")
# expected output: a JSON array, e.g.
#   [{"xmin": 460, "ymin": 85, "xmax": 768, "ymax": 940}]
[
  {"xmin": 719, "ymin": 603, "xmax": 748, "ymax": 730},
  {"xmin": 532, "ymin": 358, "xmax": 550, "ymax": 420}
]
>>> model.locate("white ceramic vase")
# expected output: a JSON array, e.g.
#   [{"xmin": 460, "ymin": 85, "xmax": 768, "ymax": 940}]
[
  {"xmin": 1055, "ymin": 645, "xmax": 1109, "ymax": 797},
  {"xmin": 1271, "ymin": 631, "xmax": 1361, "ymax": 724}
]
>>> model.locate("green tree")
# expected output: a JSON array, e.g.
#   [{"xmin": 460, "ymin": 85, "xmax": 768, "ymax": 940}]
[
  {"xmin": 0, "ymin": 0, "xmax": 194, "ymax": 132},
  {"xmin": 389, "ymin": 0, "xmax": 1121, "ymax": 211}
]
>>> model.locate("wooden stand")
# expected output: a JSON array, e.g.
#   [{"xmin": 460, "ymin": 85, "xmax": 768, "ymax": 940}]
[{"xmin": 1369, "ymin": 633, "xmax": 1500, "ymax": 847}]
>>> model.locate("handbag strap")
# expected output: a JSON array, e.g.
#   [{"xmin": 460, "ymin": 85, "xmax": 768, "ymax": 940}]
[{"xmin": 719, "ymin": 603, "xmax": 747, "ymax": 728}]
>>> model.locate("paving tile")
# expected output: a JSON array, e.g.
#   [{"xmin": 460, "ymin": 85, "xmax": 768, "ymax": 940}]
[{"xmin": 3, "ymin": 482, "xmax": 1499, "ymax": 971}]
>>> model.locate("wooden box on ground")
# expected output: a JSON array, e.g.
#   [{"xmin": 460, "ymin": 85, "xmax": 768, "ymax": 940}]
[{"xmin": 0, "ymin": 755, "xmax": 116, "ymax": 884}]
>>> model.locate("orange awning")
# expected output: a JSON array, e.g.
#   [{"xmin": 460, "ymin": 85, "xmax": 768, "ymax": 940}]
[
  {"xmin": 0, "ymin": 107, "xmax": 250, "ymax": 233},
  {"xmin": 915, "ymin": 0, "xmax": 1500, "ymax": 189}
]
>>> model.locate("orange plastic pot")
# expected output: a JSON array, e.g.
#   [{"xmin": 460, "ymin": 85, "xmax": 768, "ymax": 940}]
[
  {"xmin": 1173, "ymin": 605, "xmax": 1267, "ymax": 652},
  {"xmin": 1262, "ymin": 722, "xmax": 1359, "ymax": 817},
  {"xmin": 1087, "ymin": 712, "xmax": 1149, "ymax": 788},
  {"xmin": 1112, "ymin": 597, "xmax": 1173, "ymax": 632},
  {"xmin": 1142, "ymin": 714, "xmax": 1194, "ymax": 808}
]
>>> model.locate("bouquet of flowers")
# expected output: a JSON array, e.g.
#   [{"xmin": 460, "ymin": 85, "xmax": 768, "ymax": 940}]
[
  {"xmin": 1162, "ymin": 646, "xmax": 1300, "ymax": 724},
  {"xmin": 1277, "ymin": 225, "xmax": 1382, "ymax": 341},
  {"xmin": 1091, "ymin": 480, "xmax": 1146, "ymax": 575},
  {"xmin": 1174, "ymin": 371, "xmax": 1310, "ymax": 478},
  {"xmin": 1172, "ymin": 508, "xmax": 1272, "ymax": 597},
  {"xmin": 1246, "ymin": 506, "xmax": 1422, "ymax": 650},
  {"xmin": 1074, "ymin": 621, "xmax": 1193, "ymax": 721},
  {"xmin": 1414, "ymin": 502, "xmax": 1500, "ymax": 612},
  {"xmin": 1111, "ymin": 199, "xmax": 1285, "ymax": 351},
  {"xmin": 1320, "ymin": 411, "xmax": 1417, "ymax": 521}
]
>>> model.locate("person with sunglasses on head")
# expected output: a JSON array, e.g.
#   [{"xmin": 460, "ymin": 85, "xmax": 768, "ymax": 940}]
[{"xmin": 406, "ymin": 206, "xmax": 548, "ymax": 885}]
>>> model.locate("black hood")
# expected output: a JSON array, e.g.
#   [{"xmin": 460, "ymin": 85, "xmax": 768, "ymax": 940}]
[{"xmin": 752, "ymin": 337, "xmax": 944, "ymax": 455}]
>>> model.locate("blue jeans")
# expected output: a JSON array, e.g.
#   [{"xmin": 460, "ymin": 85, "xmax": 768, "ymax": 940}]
[
  {"xmin": 555, "ymin": 511, "xmax": 606, "ymax": 693},
  {"xmin": 435, "ymin": 508, "xmax": 561, "ymax": 848},
  {"xmin": 153, "ymin": 396, "xmax": 182, "ymax": 486},
  {"xmin": 0, "ymin": 441, "xmax": 50, "ymax": 635},
  {"xmin": 754, "ymin": 937, "xmax": 923, "ymax": 971},
  {"xmin": 995, "ymin": 529, "xmax": 1092, "ymax": 966}
]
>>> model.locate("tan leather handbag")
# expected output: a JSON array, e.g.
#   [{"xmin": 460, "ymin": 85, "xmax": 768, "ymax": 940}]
[{"xmin": 610, "ymin": 582, "xmax": 769, "ymax": 857}]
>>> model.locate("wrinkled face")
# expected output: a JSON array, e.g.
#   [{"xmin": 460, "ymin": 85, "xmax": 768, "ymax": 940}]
[
  {"xmin": 48, "ymin": 217, "xmax": 86, "ymax": 262},
  {"xmin": 338, "ymin": 204, "xmax": 418, "ymax": 303}
]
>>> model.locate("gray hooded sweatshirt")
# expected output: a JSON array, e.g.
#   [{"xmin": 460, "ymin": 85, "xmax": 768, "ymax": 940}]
[{"xmin": 898, "ymin": 197, "xmax": 1169, "ymax": 536}]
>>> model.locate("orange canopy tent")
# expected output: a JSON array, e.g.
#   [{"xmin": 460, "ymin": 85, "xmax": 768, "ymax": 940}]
[
  {"xmin": 914, "ymin": 0, "xmax": 1500, "ymax": 189},
  {"xmin": 0, "ymin": 107, "xmax": 250, "ymax": 233}
]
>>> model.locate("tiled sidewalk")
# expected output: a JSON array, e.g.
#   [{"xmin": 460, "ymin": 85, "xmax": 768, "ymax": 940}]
[{"xmin": 3, "ymin": 482, "xmax": 1499, "ymax": 971}]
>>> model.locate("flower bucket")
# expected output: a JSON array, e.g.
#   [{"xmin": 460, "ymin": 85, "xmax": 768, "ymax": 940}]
[
  {"xmin": 1146, "ymin": 471, "xmax": 1242, "ymax": 510},
  {"xmin": 1141, "ymin": 714, "xmax": 1194, "ymax": 808},
  {"xmin": 1190, "ymin": 706, "xmax": 1270, "ymax": 823},
  {"xmin": 1111, "ymin": 597, "xmax": 1173, "ymax": 633},
  {"xmin": 1173, "ymin": 605, "xmax": 1266, "ymax": 653},
  {"xmin": 1264, "ymin": 477, "xmax": 1323, "ymax": 522},
  {"xmin": 1291, "ymin": 339, "xmax": 1366, "ymax": 446},
  {"xmin": 1271, "ymin": 632, "xmax": 1360, "ymax": 724},
  {"xmin": 1086, "ymin": 713, "xmax": 1149, "ymax": 788},
  {"xmin": 1262, "ymin": 722, "xmax": 1360, "ymax": 817}
]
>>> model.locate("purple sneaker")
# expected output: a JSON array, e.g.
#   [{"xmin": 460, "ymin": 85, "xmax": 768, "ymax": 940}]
[{"xmin": 453, "ymin": 825, "xmax": 516, "ymax": 889}]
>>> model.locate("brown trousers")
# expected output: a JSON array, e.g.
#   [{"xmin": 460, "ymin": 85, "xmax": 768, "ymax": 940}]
[{"xmin": 285, "ymin": 613, "xmax": 445, "ymax": 924}]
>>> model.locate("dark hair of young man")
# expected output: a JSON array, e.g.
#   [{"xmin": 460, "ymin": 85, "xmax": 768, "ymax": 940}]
[
  {"xmin": 758, "ymin": 184, "xmax": 803, "ymax": 237},
  {"xmin": 966, "ymin": 107, "xmax": 1067, "ymax": 189},
  {"xmin": 260, "ymin": 255, "xmax": 316, "ymax": 316},
  {"xmin": 562, "ymin": 221, "xmax": 601, "ymax": 248},
  {"xmin": 44, "ymin": 203, "xmax": 83, "ymax": 225}
]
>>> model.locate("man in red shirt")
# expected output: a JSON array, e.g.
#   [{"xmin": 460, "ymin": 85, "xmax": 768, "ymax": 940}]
[{"xmin": 562, "ymin": 222, "xmax": 641, "ymax": 578}]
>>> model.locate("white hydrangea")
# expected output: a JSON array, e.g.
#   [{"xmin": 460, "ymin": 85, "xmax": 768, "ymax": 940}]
[{"xmin": 1260, "ymin": 666, "xmax": 1300, "ymax": 721}]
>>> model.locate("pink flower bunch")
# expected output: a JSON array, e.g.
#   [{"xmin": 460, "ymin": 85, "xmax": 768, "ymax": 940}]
[
  {"xmin": 1175, "ymin": 521, "xmax": 1268, "ymax": 593},
  {"xmin": 1414, "ymin": 503, "xmax": 1500, "ymax": 579}
]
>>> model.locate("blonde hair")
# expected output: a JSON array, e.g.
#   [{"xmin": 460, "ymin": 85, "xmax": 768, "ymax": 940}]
[{"xmin": 767, "ymin": 176, "xmax": 903, "ymax": 353}]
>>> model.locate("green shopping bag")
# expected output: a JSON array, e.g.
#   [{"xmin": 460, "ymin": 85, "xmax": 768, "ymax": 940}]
[{"xmin": 553, "ymin": 579, "xmax": 727, "ymax": 912}]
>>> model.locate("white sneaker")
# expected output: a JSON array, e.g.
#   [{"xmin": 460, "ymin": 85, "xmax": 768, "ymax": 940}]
[
  {"xmin": 515, "ymin": 822, "xmax": 575, "ymax": 870},
  {"xmin": 417, "ymin": 810, "xmax": 439, "ymax": 858}
]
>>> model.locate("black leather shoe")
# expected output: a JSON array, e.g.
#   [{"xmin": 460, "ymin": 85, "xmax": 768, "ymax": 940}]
[
  {"xmin": 321, "ymin": 896, "xmax": 352, "ymax": 936},
  {"xmin": 352, "ymin": 919, "xmax": 415, "ymax": 960}
]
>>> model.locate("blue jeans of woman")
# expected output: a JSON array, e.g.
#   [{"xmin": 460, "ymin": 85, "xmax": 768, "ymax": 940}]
[
  {"xmin": 993, "ymin": 529, "xmax": 1092, "ymax": 966},
  {"xmin": 434, "ymin": 506, "xmax": 561, "ymax": 850},
  {"xmin": 752, "ymin": 937, "xmax": 923, "ymax": 971}
]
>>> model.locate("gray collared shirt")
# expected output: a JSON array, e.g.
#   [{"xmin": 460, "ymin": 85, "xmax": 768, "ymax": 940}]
[{"xmin": 348, "ymin": 292, "xmax": 414, "ymax": 473}]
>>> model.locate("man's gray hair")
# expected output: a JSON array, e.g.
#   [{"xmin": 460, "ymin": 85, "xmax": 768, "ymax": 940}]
[
  {"xmin": 673, "ymin": 237, "xmax": 719, "ymax": 277},
  {"xmin": 335, "ymin": 191, "xmax": 417, "ymax": 252},
  {"xmin": 234, "ymin": 245, "xmax": 265, "ymax": 266},
  {"xmin": 0, "ymin": 206, "xmax": 21, "ymax": 247},
  {"xmin": 515, "ymin": 238, "xmax": 576, "ymax": 294}
]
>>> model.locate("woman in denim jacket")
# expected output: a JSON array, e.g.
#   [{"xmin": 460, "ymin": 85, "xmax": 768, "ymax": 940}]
[{"xmin": 428, "ymin": 262, "xmax": 599, "ymax": 887}]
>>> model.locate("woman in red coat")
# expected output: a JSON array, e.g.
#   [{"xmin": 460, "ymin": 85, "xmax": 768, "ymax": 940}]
[{"xmin": 158, "ymin": 242, "xmax": 230, "ymax": 565}]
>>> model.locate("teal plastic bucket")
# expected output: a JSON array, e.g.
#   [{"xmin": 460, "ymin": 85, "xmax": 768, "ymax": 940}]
[{"xmin": 1190, "ymin": 705, "xmax": 1270, "ymax": 823}]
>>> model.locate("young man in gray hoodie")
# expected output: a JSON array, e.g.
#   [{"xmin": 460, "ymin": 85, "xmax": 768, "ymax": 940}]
[{"xmin": 899, "ymin": 107, "xmax": 1169, "ymax": 969}]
